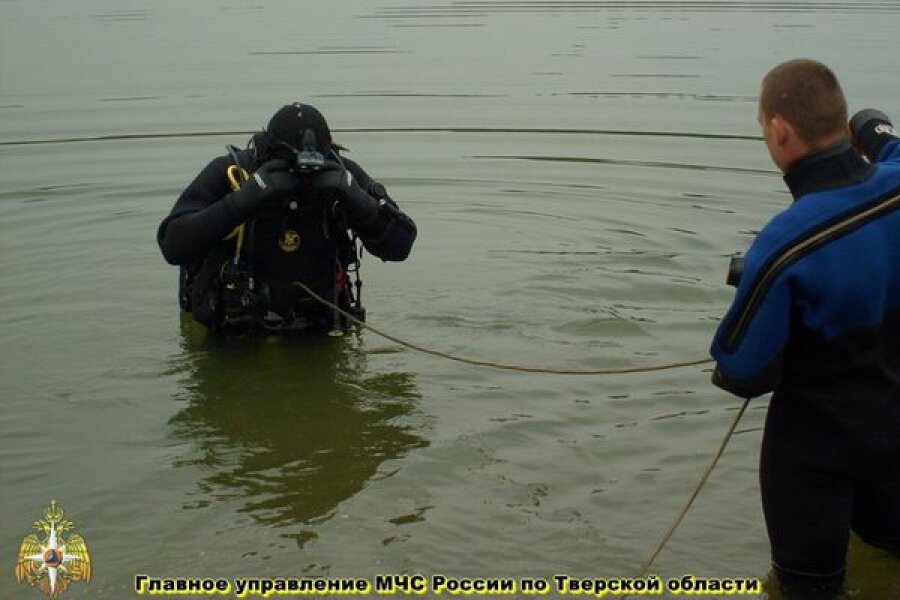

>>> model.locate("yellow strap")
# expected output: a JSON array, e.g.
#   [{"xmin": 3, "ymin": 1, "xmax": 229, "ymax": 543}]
[
  {"xmin": 226, "ymin": 164, "xmax": 248, "ymax": 192},
  {"xmin": 223, "ymin": 165, "xmax": 249, "ymax": 243}
]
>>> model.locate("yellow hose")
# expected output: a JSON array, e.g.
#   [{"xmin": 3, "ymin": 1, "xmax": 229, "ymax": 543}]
[{"xmin": 223, "ymin": 164, "xmax": 248, "ymax": 257}]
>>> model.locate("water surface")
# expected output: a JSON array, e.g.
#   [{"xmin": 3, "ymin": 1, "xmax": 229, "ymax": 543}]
[{"xmin": 2, "ymin": 1, "xmax": 899, "ymax": 598}]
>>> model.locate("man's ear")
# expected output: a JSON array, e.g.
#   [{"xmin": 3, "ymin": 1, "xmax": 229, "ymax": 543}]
[{"xmin": 770, "ymin": 115, "xmax": 794, "ymax": 148}]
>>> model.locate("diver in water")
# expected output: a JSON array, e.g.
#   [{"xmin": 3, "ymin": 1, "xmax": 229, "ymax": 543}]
[
  {"xmin": 710, "ymin": 59, "xmax": 900, "ymax": 594},
  {"xmin": 158, "ymin": 103, "xmax": 416, "ymax": 333}
]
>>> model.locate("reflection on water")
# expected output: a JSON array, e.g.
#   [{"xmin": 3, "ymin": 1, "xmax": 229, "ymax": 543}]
[{"xmin": 168, "ymin": 316, "xmax": 427, "ymax": 540}]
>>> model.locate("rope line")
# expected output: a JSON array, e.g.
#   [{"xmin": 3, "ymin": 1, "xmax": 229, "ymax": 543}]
[
  {"xmin": 295, "ymin": 281, "xmax": 745, "ymax": 589},
  {"xmin": 293, "ymin": 282, "xmax": 714, "ymax": 375},
  {"xmin": 621, "ymin": 398, "xmax": 751, "ymax": 598}
]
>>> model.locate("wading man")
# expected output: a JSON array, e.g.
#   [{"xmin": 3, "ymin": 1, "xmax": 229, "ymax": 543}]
[
  {"xmin": 158, "ymin": 103, "xmax": 416, "ymax": 333},
  {"xmin": 710, "ymin": 59, "xmax": 900, "ymax": 592}
]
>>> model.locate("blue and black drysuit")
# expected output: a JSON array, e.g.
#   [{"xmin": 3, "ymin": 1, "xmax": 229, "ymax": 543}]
[{"xmin": 711, "ymin": 135, "xmax": 900, "ymax": 581}]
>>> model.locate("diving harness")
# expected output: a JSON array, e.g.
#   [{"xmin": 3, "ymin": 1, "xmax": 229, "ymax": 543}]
[{"xmin": 214, "ymin": 144, "xmax": 366, "ymax": 335}]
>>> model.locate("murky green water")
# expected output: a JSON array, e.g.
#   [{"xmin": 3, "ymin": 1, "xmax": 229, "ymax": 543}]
[{"xmin": 2, "ymin": 1, "xmax": 899, "ymax": 598}]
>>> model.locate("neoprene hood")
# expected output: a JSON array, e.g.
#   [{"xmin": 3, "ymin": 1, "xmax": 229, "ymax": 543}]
[{"xmin": 266, "ymin": 103, "xmax": 332, "ymax": 152}]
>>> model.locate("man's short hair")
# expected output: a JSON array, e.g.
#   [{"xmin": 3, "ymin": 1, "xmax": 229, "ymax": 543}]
[{"xmin": 760, "ymin": 59, "xmax": 848, "ymax": 146}]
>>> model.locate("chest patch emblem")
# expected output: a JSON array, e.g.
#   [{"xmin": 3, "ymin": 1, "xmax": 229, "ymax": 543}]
[{"xmin": 279, "ymin": 229, "xmax": 301, "ymax": 253}]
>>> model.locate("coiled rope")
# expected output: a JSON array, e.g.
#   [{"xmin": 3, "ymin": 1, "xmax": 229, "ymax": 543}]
[{"xmin": 293, "ymin": 282, "xmax": 713, "ymax": 375}]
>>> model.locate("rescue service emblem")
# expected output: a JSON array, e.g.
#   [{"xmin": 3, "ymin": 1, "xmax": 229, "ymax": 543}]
[
  {"xmin": 279, "ymin": 229, "xmax": 301, "ymax": 253},
  {"xmin": 15, "ymin": 500, "xmax": 92, "ymax": 599}
]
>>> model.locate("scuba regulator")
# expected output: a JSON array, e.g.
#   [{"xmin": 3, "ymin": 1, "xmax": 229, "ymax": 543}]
[
  {"xmin": 293, "ymin": 129, "xmax": 327, "ymax": 172},
  {"xmin": 249, "ymin": 128, "xmax": 327, "ymax": 173}
]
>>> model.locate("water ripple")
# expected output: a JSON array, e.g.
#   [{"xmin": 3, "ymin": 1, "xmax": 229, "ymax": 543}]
[
  {"xmin": 474, "ymin": 154, "xmax": 776, "ymax": 176},
  {"xmin": 94, "ymin": 9, "xmax": 148, "ymax": 22},
  {"xmin": 368, "ymin": 1, "xmax": 900, "ymax": 18},
  {"xmin": 251, "ymin": 46, "xmax": 408, "ymax": 56},
  {"xmin": 0, "ymin": 127, "xmax": 760, "ymax": 147},
  {"xmin": 97, "ymin": 96, "xmax": 160, "ymax": 103}
]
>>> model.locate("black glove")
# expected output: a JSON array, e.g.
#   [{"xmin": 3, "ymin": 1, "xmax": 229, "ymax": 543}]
[
  {"xmin": 310, "ymin": 160, "xmax": 381, "ymax": 227},
  {"xmin": 850, "ymin": 108, "xmax": 898, "ymax": 162},
  {"xmin": 222, "ymin": 159, "xmax": 302, "ymax": 220}
]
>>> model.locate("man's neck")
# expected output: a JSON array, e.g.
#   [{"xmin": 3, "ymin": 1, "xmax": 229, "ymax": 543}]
[{"xmin": 783, "ymin": 139, "xmax": 874, "ymax": 200}]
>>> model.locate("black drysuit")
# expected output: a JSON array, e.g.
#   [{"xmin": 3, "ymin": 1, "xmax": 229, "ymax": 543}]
[{"xmin": 158, "ymin": 152, "xmax": 416, "ymax": 330}]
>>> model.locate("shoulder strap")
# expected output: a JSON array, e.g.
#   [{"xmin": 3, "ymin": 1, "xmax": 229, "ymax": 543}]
[{"xmin": 721, "ymin": 189, "xmax": 900, "ymax": 352}]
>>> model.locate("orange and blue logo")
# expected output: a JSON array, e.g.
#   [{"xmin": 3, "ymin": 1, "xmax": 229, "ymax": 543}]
[{"xmin": 15, "ymin": 500, "xmax": 91, "ymax": 598}]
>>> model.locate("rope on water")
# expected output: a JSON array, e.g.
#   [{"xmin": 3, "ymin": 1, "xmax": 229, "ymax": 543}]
[
  {"xmin": 295, "ymin": 281, "xmax": 747, "ymax": 591},
  {"xmin": 621, "ymin": 398, "xmax": 751, "ymax": 599},
  {"xmin": 293, "ymin": 282, "xmax": 714, "ymax": 375}
]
